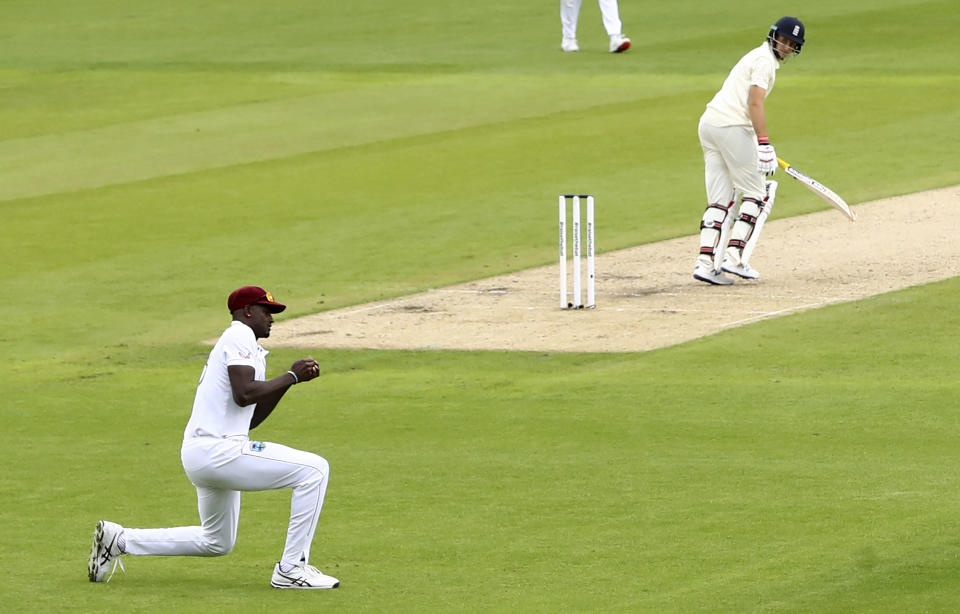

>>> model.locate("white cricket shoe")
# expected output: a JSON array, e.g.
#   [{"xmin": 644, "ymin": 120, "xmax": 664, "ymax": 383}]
[
  {"xmin": 693, "ymin": 263, "xmax": 734, "ymax": 285},
  {"xmin": 609, "ymin": 34, "xmax": 631, "ymax": 53},
  {"xmin": 271, "ymin": 562, "xmax": 340, "ymax": 589},
  {"xmin": 561, "ymin": 38, "xmax": 579, "ymax": 52},
  {"xmin": 722, "ymin": 259, "xmax": 761, "ymax": 279},
  {"xmin": 88, "ymin": 520, "xmax": 125, "ymax": 582}
]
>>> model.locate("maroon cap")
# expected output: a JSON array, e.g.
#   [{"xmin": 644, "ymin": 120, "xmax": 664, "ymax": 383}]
[{"xmin": 227, "ymin": 286, "xmax": 286, "ymax": 313}]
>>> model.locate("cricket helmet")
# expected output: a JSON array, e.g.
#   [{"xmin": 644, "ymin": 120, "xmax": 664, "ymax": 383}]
[{"xmin": 767, "ymin": 16, "xmax": 805, "ymax": 58}]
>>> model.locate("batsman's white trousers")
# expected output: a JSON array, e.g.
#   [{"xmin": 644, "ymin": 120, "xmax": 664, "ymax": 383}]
[
  {"xmin": 560, "ymin": 0, "xmax": 623, "ymax": 39},
  {"xmin": 122, "ymin": 436, "xmax": 329, "ymax": 568},
  {"xmin": 698, "ymin": 120, "xmax": 766, "ymax": 204}
]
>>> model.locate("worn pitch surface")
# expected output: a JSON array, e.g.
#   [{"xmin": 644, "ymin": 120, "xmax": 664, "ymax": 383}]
[{"xmin": 269, "ymin": 186, "xmax": 959, "ymax": 353}]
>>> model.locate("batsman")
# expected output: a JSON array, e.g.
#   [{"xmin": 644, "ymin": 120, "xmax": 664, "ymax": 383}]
[{"xmin": 693, "ymin": 17, "xmax": 805, "ymax": 285}]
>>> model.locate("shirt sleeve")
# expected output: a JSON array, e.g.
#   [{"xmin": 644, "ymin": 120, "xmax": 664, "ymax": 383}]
[
  {"xmin": 221, "ymin": 328, "xmax": 258, "ymax": 368},
  {"xmin": 748, "ymin": 56, "xmax": 774, "ymax": 92}
]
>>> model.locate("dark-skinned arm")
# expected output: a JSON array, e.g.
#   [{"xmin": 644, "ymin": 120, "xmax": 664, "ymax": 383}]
[
  {"xmin": 229, "ymin": 357, "xmax": 320, "ymax": 430},
  {"xmin": 247, "ymin": 375, "xmax": 290, "ymax": 430}
]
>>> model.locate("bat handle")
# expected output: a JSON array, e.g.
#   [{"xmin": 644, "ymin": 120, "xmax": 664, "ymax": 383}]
[{"xmin": 776, "ymin": 157, "xmax": 790, "ymax": 171}]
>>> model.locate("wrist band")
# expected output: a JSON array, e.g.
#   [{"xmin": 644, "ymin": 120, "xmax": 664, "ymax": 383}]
[{"xmin": 287, "ymin": 370, "xmax": 299, "ymax": 384}]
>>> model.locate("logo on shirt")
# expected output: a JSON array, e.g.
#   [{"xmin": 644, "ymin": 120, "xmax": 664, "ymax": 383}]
[{"xmin": 250, "ymin": 441, "xmax": 265, "ymax": 452}]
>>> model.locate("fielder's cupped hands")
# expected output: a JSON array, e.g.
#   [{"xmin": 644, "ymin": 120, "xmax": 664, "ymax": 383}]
[{"xmin": 289, "ymin": 357, "xmax": 321, "ymax": 383}]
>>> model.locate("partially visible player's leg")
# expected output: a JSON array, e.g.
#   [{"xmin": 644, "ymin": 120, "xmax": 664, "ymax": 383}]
[
  {"xmin": 181, "ymin": 437, "xmax": 330, "ymax": 570},
  {"xmin": 722, "ymin": 195, "xmax": 764, "ymax": 278},
  {"xmin": 718, "ymin": 127, "xmax": 769, "ymax": 277},
  {"xmin": 88, "ymin": 487, "xmax": 239, "ymax": 582},
  {"xmin": 121, "ymin": 488, "xmax": 240, "ymax": 556},
  {"xmin": 597, "ymin": 0, "xmax": 630, "ymax": 52},
  {"xmin": 104, "ymin": 437, "xmax": 247, "ymax": 557},
  {"xmin": 88, "ymin": 440, "xmax": 246, "ymax": 580},
  {"xmin": 560, "ymin": 0, "xmax": 582, "ymax": 48},
  {"xmin": 210, "ymin": 439, "xmax": 336, "ymax": 588},
  {"xmin": 597, "ymin": 0, "xmax": 622, "ymax": 35},
  {"xmin": 230, "ymin": 441, "xmax": 331, "ymax": 568},
  {"xmin": 694, "ymin": 122, "xmax": 736, "ymax": 284},
  {"xmin": 735, "ymin": 179, "xmax": 778, "ymax": 271}
]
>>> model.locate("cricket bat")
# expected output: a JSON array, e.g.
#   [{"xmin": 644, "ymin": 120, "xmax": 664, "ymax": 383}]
[{"xmin": 777, "ymin": 157, "xmax": 857, "ymax": 221}]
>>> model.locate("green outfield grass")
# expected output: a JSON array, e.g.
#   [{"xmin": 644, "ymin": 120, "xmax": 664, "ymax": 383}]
[
  {"xmin": 1, "ymin": 0, "xmax": 958, "ymax": 611},
  {"xmin": 7, "ymin": 279, "xmax": 960, "ymax": 612}
]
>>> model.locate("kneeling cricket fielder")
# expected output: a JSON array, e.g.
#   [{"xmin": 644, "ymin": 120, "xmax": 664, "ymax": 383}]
[{"xmin": 88, "ymin": 286, "xmax": 340, "ymax": 589}]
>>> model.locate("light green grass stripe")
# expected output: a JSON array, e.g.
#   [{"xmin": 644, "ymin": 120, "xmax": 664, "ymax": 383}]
[{"xmin": 0, "ymin": 72, "xmax": 706, "ymax": 203}]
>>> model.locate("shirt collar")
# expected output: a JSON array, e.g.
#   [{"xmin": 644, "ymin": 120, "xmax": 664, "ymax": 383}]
[
  {"xmin": 765, "ymin": 41, "xmax": 782, "ymax": 68},
  {"xmin": 229, "ymin": 320, "xmax": 269, "ymax": 356}
]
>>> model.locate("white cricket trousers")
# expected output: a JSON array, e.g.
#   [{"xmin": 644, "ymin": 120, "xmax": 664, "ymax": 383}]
[
  {"xmin": 698, "ymin": 120, "xmax": 766, "ymax": 203},
  {"xmin": 560, "ymin": 0, "xmax": 623, "ymax": 39},
  {"xmin": 122, "ymin": 436, "xmax": 330, "ymax": 568}
]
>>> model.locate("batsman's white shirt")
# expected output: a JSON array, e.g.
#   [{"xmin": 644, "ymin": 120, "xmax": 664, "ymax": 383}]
[
  {"xmin": 184, "ymin": 320, "xmax": 266, "ymax": 440},
  {"xmin": 701, "ymin": 42, "xmax": 779, "ymax": 128}
]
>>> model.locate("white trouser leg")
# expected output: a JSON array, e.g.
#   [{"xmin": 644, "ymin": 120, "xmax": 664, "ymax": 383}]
[
  {"xmin": 560, "ymin": 0, "xmax": 582, "ymax": 39},
  {"xmin": 699, "ymin": 122, "xmax": 765, "ymax": 202},
  {"xmin": 257, "ymin": 444, "xmax": 330, "ymax": 566},
  {"xmin": 597, "ymin": 0, "xmax": 623, "ymax": 36},
  {"xmin": 699, "ymin": 121, "xmax": 767, "ymax": 268},
  {"xmin": 123, "ymin": 488, "xmax": 240, "ymax": 556},
  {"xmin": 698, "ymin": 121, "xmax": 736, "ymax": 269},
  {"xmin": 191, "ymin": 439, "xmax": 329, "ymax": 567},
  {"xmin": 125, "ymin": 437, "xmax": 329, "ymax": 567}
]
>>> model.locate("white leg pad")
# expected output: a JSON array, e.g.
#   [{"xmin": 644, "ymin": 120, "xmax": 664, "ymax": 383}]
[
  {"xmin": 698, "ymin": 195, "xmax": 736, "ymax": 270},
  {"xmin": 740, "ymin": 180, "xmax": 777, "ymax": 265}
]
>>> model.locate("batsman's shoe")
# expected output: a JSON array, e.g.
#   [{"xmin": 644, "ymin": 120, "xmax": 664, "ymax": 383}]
[
  {"xmin": 693, "ymin": 263, "xmax": 734, "ymax": 286},
  {"xmin": 88, "ymin": 520, "xmax": 126, "ymax": 583},
  {"xmin": 561, "ymin": 38, "xmax": 579, "ymax": 52},
  {"xmin": 609, "ymin": 34, "xmax": 631, "ymax": 53},
  {"xmin": 271, "ymin": 562, "xmax": 340, "ymax": 589},
  {"xmin": 722, "ymin": 259, "xmax": 761, "ymax": 280}
]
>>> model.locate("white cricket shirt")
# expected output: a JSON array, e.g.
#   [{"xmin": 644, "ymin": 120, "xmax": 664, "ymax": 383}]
[
  {"xmin": 701, "ymin": 42, "xmax": 780, "ymax": 128},
  {"xmin": 183, "ymin": 320, "xmax": 268, "ymax": 440}
]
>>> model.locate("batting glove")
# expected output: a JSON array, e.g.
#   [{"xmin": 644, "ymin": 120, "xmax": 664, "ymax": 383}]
[{"xmin": 757, "ymin": 137, "xmax": 777, "ymax": 176}]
